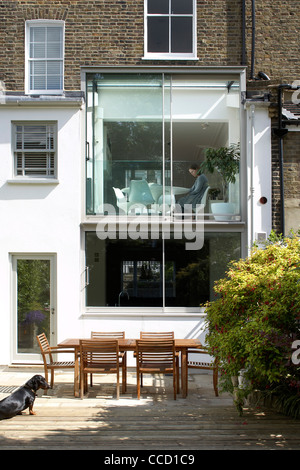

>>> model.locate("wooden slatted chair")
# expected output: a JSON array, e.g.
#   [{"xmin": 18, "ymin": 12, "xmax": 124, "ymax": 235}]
[
  {"xmin": 140, "ymin": 332, "xmax": 175, "ymax": 340},
  {"xmin": 36, "ymin": 333, "xmax": 75, "ymax": 393},
  {"xmin": 187, "ymin": 348, "xmax": 219, "ymax": 396},
  {"xmin": 139, "ymin": 332, "xmax": 180, "ymax": 391},
  {"xmin": 80, "ymin": 339, "xmax": 122, "ymax": 399},
  {"xmin": 136, "ymin": 339, "xmax": 177, "ymax": 400},
  {"xmin": 90, "ymin": 332, "xmax": 127, "ymax": 392}
]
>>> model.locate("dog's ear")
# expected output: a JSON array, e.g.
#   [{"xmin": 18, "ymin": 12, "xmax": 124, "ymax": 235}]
[{"xmin": 26, "ymin": 375, "xmax": 40, "ymax": 391}]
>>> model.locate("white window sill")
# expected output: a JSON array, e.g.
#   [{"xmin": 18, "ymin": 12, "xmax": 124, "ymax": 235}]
[
  {"xmin": 7, "ymin": 178, "xmax": 59, "ymax": 185},
  {"xmin": 83, "ymin": 307, "xmax": 206, "ymax": 317},
  {"xmin": 26, "ymin": 90, "xmax": 64, "ymax": 96},
  {"xmin": 142, "ymin": 55, "xmax": 199, "ymax": 61}
]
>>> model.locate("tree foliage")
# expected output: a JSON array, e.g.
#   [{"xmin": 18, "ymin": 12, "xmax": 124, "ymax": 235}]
[{"xmin": 204, "ymin": 232, "xmax": 300, "ymax": 415}]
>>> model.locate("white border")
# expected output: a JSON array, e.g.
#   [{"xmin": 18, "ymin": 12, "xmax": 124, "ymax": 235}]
[
  {"xmin": 10, "ymin": 253, "xmax": 57, "ymax": 364},
  {"xmin": 143, "ymin": 0, "xmax": 198, "ymax": 60},
  {"xmin": 25, "ymin": 19, "xmax": 65, "ymax": 95},
  {"xmin": 80, "ymin": 66, "xmax": 248, "ymax": 317}
]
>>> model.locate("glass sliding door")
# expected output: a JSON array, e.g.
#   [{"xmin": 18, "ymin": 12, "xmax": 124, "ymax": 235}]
[
  {"xmin": 12, "ymin": 255, "xmax": 56, "ymax": 362},
  {"xmin": 164, "ymin": 232, "xmax": 241, "ymax": 307},
  {"xmin": 86, "ymin": 73, "xmax": 164, "ymax": 214},
  {"xmin": 86, "ymin": 233, "xmax": 163, "ymax": 307}
]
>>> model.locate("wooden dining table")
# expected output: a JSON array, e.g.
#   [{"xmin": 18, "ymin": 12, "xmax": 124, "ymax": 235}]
[{"xmin": 58, "ymin": 338, "xmax": 201, "ymax": 398}]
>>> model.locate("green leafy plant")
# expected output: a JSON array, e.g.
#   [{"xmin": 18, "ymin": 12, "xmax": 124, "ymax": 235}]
[
  {"xmin": 204, "ymin": 231, "xmax": 300, "ymax": 416},
  {"xmin": 200, "ymin": 143, "xmax": 240, "ymax": 201}
]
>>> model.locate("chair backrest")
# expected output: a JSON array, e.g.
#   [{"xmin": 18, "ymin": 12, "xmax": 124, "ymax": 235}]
[
  {"xmin": 36, "ymin": 333, "xmax": 53, "ymax": 363},
  {"xmin": 148, "ymin": 183, "xmax": 163, "ymax": 203},
  {"xmin": 80, "ymin": 339, "xmax": 119, "ymax": 368},
  {"xmin": 113, "ymin": 187, "xmax": 127, "ymax": 202},
  {"xmin": 136, "ymin": 339, "xmax": 176, "ymax": 367},
  {"xmin": 91, "ymin": 331, "xmax": 125, "ymax": 339},
  {"xmin": 200, "ymin": 185, "xmax": 210, "ymax": 206},
  {"xmin": 140, "ymin": 331, "xmax": 174, "ymax": 339},
  {"xmin": 187, "ymin": 348, "xmax": 219, "ymax": 397},
  {"xmin": 187, "ymin": 348, "xmax": 216, "ymax": 370},
  {"xmin": 128, "ymin": 179, "xmax": 155, "ymax": 205}
]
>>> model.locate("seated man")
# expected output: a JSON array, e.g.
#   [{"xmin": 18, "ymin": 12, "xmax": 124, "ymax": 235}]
[{"xmin": 177, "ymin": 163, "xmax": 208, "ymax": 212}]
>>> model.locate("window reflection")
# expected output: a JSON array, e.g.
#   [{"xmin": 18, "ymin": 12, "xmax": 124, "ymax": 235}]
[
  {"xmin": 85, "ymin": 232, "xmax": 241, "ymax": 308},
  {"xmin": 86, "ymin": 73, "xmax": 240, "ymax": 218}
]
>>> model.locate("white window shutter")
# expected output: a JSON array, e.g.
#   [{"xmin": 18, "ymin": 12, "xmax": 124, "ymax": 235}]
[{"xmin": 14, "ymin": 124, "xmax": 56, "ymax": 178}]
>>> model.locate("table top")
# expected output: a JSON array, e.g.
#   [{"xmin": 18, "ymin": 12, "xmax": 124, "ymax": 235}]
[
  {"xmin": 122, "ymin": 186, "xmax": 189, "ymax": 195},
  {"xmin": 165, "ymin": 186, "xmax": 189, "ymax": 195},
  {"xmin": 58, "ymin": 338, "xmax": 201, "ymax": 350}
]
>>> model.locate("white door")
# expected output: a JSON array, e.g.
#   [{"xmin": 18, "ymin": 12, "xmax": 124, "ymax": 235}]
[{"xmin": 12, "ymin": 254, "xmax": 56, "ymax": 363}]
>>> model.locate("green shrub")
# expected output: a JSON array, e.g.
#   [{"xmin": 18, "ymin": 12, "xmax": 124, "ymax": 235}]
[{"xmin": 204, "ymin": 232, "xmax": 300, "ymax": 416}]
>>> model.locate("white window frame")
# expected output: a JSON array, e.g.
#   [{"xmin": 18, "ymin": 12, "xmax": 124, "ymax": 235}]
[
  {"xmin": 143, "ymin": 0, "xmax": 197, "ymax": 60},
  {"xmin": 12, "ymin": 121, "xmax": 57, "ymax": 180},
  {"xmin": 25, "ymin": 20, "xmax": 65, "ymax": 95},
  {"xmin": 11, "ymin": 253, "xmax": 57, "ymax": 364}
]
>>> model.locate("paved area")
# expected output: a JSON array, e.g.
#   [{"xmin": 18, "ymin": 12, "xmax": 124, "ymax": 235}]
[{"xmin": 0, "ymin": 365, "xmax": 300, "ymax": 451}]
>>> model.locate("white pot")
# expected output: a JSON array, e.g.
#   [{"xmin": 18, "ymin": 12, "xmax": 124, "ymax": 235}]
[{"xmin": 211, "ymin": 202, "xmax": 235, "ymax": 221}]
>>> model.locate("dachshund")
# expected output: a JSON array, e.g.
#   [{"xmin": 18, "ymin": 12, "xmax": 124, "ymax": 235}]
[{"xmin": 0, "ymin": 375, "xmax": 50, "ymax": 420}]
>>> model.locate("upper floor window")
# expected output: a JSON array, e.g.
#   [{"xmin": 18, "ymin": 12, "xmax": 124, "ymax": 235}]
[
  {"xmin": 25, "ymin": 20, "xmax": 64, "ymax": 94},
  {"xmin": 13, "ymin": 123, "xmax": 57, "ymax": 178},
  {"xmin": 144, "ymin": 0, "xmax": 197, "ymax": 60}
]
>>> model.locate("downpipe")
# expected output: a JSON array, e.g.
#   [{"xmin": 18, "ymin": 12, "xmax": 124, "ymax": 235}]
[{"xmin": 250, "ymin": 105, "xmax": 255, "ymax": 248}]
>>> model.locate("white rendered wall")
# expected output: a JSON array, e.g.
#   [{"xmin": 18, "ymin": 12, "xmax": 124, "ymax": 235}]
[
  {"xmin": 246, "ymin": 104, "xmax": 272, "ymax": 249},
  {"xmin": 0, "ymin": 104, "xmax": 83, "ymax": 364},
  {"xmin": 0, "ymin": 104, "xmax": 211, "ymax": 365},
  {"xmin": 0, "ymin": 101, "xmax": 273, "ymax": 365}
]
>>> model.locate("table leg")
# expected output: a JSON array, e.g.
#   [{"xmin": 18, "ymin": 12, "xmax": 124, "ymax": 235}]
[
  {"xmin": 74, "ymin": 346, "xmax": 80, "ymax": 398},
  {"xmin": 181, "ymin": 348, "xmax": 188, "ymax": 398}
]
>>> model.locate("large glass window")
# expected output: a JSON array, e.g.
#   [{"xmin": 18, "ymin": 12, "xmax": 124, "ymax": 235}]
[
  {"xmin": 86, "ymin": 72, "xmax": 241, "ymax": 219},
  {"xmin": 85, "ymin": 232, "xmax": 241, "ymax": 308}
]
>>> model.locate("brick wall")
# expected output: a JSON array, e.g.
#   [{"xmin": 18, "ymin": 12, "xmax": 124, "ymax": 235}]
[
  {"xmin": 270, "ymin": 119, "xmax": 300, "ymax": 234},
  {"xmin": 283, "ymin": 132, "xmax": 300, "ymax": 199},
  {"xmin": 0, "ymin": 0, "xmax": 299, "ymax": 233},
  {"xmin": 283, "ymin": 131, "xmax": 300, "ymax": 233},
  {"xmin": 0, "ymin": 0, "xmax": 299, "ymax": 92},
  {"xmin": 244, "ymin": 0, "xmax": 300, "ymax": 83},
  {"xmin": 0, "ymin": 0, "xmax": 241, "ymax": 91}
]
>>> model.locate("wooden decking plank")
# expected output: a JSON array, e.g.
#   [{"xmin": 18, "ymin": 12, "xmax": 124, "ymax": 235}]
[{"xmin": 1, "ymin": 369, "xmax": 300, "ymax": 450}]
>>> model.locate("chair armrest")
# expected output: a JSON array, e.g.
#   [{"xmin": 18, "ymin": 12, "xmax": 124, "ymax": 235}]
[{"xmin": 49, "ymin": 347, "xmax": 75, "ymax": 354}]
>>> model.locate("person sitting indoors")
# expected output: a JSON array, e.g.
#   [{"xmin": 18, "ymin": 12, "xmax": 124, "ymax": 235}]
[{"xmin": 177, "ymin": 163, "xmax": 208, "ymax": 212}]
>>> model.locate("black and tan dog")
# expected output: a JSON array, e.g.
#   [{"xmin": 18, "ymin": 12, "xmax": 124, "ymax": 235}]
[{"xmin": 0, "ymin": 375, "xmax": 50, "ymax": 420}]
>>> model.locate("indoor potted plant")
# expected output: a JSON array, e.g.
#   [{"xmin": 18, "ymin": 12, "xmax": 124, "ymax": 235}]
[{"xmin": 200, "ymin": 143, "xmax": 240, "ymax": 220}]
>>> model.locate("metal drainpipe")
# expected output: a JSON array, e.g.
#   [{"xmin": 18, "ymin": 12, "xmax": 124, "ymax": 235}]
[
  {"xmin": 250, "ymin": 0, "xmax": 256, "ymax": 79},
  {"xmin": 250, "ymin": 105, "xmax": 255, "ymax": 248},
  {"xmin": 242, "ymin": 0, "xmax": 246, "ymax": 65},
  {"xmin": 278, "ymin": 86, "xmax": 287, "ymax": 235}
]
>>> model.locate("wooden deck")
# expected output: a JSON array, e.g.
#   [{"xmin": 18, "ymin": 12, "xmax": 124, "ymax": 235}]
[{"xmin": 0, "ymin": 367, "xmax": 300, "ymax": 450}]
